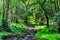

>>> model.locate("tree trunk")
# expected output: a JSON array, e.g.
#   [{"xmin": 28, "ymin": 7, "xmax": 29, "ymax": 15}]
[
  {"xmin": 39, "ymin": 0, "xmax": 49, "ymax": 27},
  {"xmin": 2, "ymin": 0, "xmax": 11, "ymax": 31},
  {"xmin": 44, "ymin": 12, "xmax": 49, "ymax": 27},
  {"xmin": 25, "ymin": 17, "xmax": 28, "ymax": 24},
  {"xmin": 5, "ymin": 0, "xmax": 9, "ymax": 25},
  {"xmin": 58, "ymin": 24, "xmax": 60, "ymax": 33},
  {"xmin": 15, "ymin": 0, "xmax": 19, "ymax": 23},
  {"xmin": 2, "ymin": 0, "xmax": 6, "ymax": 30}
]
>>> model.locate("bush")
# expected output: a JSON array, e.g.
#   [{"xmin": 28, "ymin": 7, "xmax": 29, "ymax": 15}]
[
  {"xmin": 9, "ymin": 23, "xmax": 26, "ymax": 33},
  {"xmin": 35, "ymin": 28, "xmax": 60, "ymax": 40},
  {"xmin": 37, "ymin": 28, "xmax": 57, "ymax": 34},
  {"xmin": 36, "ymin": 33, "xmax": 60, "ymax": 40}
]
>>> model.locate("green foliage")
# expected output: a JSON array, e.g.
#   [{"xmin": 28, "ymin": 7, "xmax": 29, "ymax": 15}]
[
  {"xmin": 28, "ymin": 15, "xmax": 35, "ymax": 24},
  {"xmin": 35, "ymin": 28, "xmax": 60, "ymax": 40},
  {"xmin": 54, "ymin": 11, "xmax": 60, "ymax": 24},
  {"xmin": 36, "ymin": 33, "xmax": 60, "ymax": 40},
  {"xmin": 37, "ymin": 28, "xmax": 57, "ymax": 34},
  {"xmin": 0, "ymin": 31, "xmax": 12, "ymax": 40},
  {"xmin": 10, "ymin": 23, "xmax": 26, "ymax": 32},
  {"xmin": 0, "ymin": 0, "xmax": 60, "ymax": 40}
]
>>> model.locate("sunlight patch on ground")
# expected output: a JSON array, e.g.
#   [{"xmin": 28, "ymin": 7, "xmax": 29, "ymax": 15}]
[
  {"xmin": 35, "ymin": 26, "xmax": 47, "ymax": 29},
  {"xmin": 25, "ymin": 26, "xmax": 47, "ymax": 30}
]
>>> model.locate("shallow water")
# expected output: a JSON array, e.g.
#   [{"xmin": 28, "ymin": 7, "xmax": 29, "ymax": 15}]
[{"xmin": 2, "ymin": 34, "xmax": 33, "ymax": 40}]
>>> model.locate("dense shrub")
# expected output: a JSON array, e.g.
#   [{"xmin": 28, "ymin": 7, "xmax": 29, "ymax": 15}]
[
  {"xmin": 35, "ymin": 28, "xmax": 60, "ymax": 40},
  {"xmin": 9, "ymin": 23, "xmax": 26, "ymax": 32}
]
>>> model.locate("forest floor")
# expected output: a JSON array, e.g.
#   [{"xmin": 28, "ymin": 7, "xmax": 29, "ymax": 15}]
[
  {"xmin": 0, "ymin": 23, "xmax": 59, "ymax": 40},
  {"xmin": 0, "ymin": 25, "xmax": 46, "ymax": 40},
  {"xmin": 0, "ymin": 27, "xmax": 60, "ymax": 40}
]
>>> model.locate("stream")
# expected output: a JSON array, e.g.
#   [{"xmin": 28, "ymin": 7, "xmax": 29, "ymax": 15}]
[
  {"xmin": 2, "ymin": 27, "xmax": 37, "ymax": 40},
  {"xmin": 2, "ymin": 34, "xmax": 36, "ymax": 40}
]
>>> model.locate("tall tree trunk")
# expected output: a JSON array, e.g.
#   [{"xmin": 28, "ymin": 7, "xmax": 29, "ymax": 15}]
[
  {"xmin": 40, "ymin": 0, "xmax": 49, "ymax": 27},
  {"xmin": 2, "ymin": 0, "xmax": 5, "ymax": 30},
  {"xmin": 58, "ymin": 24, "xmax": 60, "ymax": 33},
  {"xmin": 44, "ymin": 11, "xmax": 49, "ymax": 27},
  {"xmin": 5, "ymin": 0, "xmax": 9, "ymax": 25},
  {"xmin": 25, "ymin": 17, "xmax": 28, "ymax": 24},
  {"xmin": 2, "ymin": 0, "xmax": 11, "ymax": 31},
  {"xmin": 5, "ymin": 0, "xmax": 11, "ymax": 31},
  {"xmin": 2, "ymin": 0, "xmax": 5, "ymax": 26},
  {"xmin": 15, "ymin": 0, "xmax": 19, "ymax": 23}
]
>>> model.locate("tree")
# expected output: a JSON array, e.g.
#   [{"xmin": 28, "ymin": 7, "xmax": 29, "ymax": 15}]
[
  {"xmin": 2, "ymin": 0, "xmax": 11, "ymax": 31},
  {"xmin": 39, "ymin": 0, "xmax": 49, "ymax": 27}
]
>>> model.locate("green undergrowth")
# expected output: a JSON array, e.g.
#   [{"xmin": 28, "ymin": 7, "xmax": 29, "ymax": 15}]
[
  {"xmin": 10, "ymin": 23, "xmax": 26, "ymax": 32},
  {"xmin": 35, "ymin": 28, "xmax": 60, "ymax": 40},
  {"xmin": 0, "ymin": 23, "xmax": 26, "ymax": 40},
  {"xmin": 0, "ymin": 31, "xmax": 12, "ymax": 40},
  {"xmin": 9, "ymin": 23, "xmax": 26, "ymax": 36}
]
